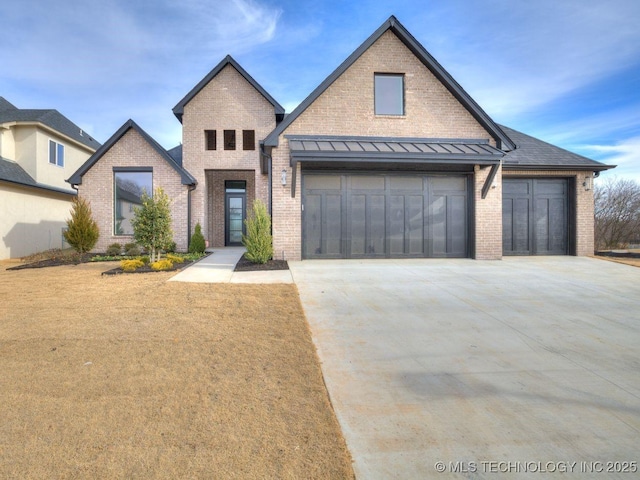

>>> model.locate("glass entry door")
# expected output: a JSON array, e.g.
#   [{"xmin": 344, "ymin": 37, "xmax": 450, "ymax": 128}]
[{"xmin": 225, "ymin": 181, "xmax": 246, "ymax": 246}]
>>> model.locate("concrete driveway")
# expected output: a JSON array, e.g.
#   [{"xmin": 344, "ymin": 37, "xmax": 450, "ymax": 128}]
[{"xmin": 289, "ymin": 257, "xmax": 640, "ymax": 478}]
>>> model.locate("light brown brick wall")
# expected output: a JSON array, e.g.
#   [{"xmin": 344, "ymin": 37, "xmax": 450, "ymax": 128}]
[
  {"xmin": 474, "ymin": 164, "xmax": 503, "ymax": 260},
  {"xmin": 77, "ymin": 129, "xmax": 189, "ymax": 252},
  {"xmin": 272, "ymin": 30, "xmax": 496, "ymax": 260},
  {"xmin": 205, "ymin": 170, "xmax": 256, "ymax": 247},
  {"xmin": 181, "ymin": 64, "xmax": 275, "ymax": 239},
  {"xmin": 503, "ymin": 170, "xmax": 595, "ymax": 256}
]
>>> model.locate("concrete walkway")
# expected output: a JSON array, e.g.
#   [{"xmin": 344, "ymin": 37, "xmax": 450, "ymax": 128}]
[
  {"xmin": 169, "ymin": 247, "xmax": 293, "ymax": 284},
  {"xmin": 289, "ymin": 257, "xmax": 640, "ymax": 479}
]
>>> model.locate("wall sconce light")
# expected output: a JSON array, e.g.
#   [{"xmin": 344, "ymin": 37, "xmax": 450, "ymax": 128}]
[
  {"xmin": 583, "ymin": 175, "xmax": 593, "ymax": 191},
  {"xmin": 281, "ymin": 168, "xmax": 287, "ymax": 186}
]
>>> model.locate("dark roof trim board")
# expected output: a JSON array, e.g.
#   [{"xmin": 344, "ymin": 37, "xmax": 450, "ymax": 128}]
[
  {"xmin": 264, "ymin": 16, "xmax": 515, "ymax": 151},
  {"xmin": 67, "ymin": 119, "xmax": 197, "ymax": 186},
  {"xmin": 172, "ymin": 55, "xmax": 285, "ymax": 122}
]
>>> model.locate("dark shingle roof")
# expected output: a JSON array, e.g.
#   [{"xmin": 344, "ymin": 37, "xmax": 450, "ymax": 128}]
[
  {"xmin": 501, "ymin": 125, "xmax": 614, "ymax": 171},
  {"xmin": 264, "ymin": 16, "xmax": 515, "ymax": 151},
  {"xmin": 67, "ymin": 119, "xmax": 196, "ymax": 186},
  {"xmin": 0, "ymin": 156, "xmax": 76, "ymax": 195},
  {"xmin": 0, "ymin": 97, "xmax": 101, "ymax": 151},
  {"xmin": 172, "ymin": 55, "xmax": 285, "ymax": 123},
  {"xmin": 167, "ymin": 145, "xmax": 183, "ymax": 166}
]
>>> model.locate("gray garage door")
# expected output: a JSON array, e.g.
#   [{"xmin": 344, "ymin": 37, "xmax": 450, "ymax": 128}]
[
  {"xmin": 302, "ymin": 174, "xmax": 468, "ymax": 259},
  {"xmin": 502, "ymin": 178, "xmax": 568, "ymax": 255}
]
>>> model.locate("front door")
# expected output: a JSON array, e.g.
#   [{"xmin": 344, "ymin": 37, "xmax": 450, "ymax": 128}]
[{"xmin": 225, "ymin": 181, "xmax": 246, "ymax": 246}]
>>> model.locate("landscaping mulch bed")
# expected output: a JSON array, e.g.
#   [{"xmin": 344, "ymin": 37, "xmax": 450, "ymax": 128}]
[
  {"xmin": 234, "ymin": 253, "xmax": 289, "ymax": 272},
  {"xmin": 6, "ymin": 253, "xmax": 97, "ymax": 270},
  {"xmin": 101, "ymin": 258, "xmax": 200, "ymax": 275},
  {"xmin": 595, "ymin": 250, "xmax": 640, "ymax": 259}
]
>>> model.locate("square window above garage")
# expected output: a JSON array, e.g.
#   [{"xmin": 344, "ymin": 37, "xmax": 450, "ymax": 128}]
[{"xmin": 374, "ymin": 74, "xmax": 404, "ymax": 115}]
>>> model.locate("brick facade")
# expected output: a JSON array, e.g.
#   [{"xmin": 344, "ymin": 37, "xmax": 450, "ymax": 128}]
[
  {"xmin": 77, "ymin": 128, "xmax": 189, "ymax": 252},
  {"xmin": 181, "ymin": 64, "xmax": 274, "ymax": 241},
  {"xmin": 271, "ymin": 30, "xmax": 497, "ymax": 261}
]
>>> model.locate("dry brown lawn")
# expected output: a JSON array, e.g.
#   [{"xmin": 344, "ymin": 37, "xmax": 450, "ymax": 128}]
[{"xmin": 0, "ymin": 261, "xmax": 353, "ymax": 479}]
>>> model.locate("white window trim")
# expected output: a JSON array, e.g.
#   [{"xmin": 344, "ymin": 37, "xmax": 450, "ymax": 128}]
[{"xmin": 48, "ymin": 139, "xmax": 65, "ymax": 167}]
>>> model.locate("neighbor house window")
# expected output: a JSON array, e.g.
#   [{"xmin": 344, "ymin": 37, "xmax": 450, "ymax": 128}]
[
  {"xmin": 374, "ymin": 73, "xmax": 404, "ymax": 115},
  {"xmin": 205, "ymin": 130, "xmax": 216, "ymax": 150},
  {"xmin": 49, "ymin": 140, "xmax": 64, "ymax": 166},
  {"xmin": 114, "ymin": 169, "xmax": 153, "ymax": 235},
  {"xmin": 243, "ymin": 130, "xmax": 255, "ymax": 150},
  {"xmin": 224, "ymin": 130, "xmax": 236, "ymax": 150}
]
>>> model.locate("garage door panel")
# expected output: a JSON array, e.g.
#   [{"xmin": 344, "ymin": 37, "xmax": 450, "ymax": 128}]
[
  {"xmin": 408, "ymin": 195, "xmax": 425, "ymax": 254},
  {"xmin": 304, "ymin": 194, "xmax": 322, "ymax": 257},
  {"xmin": 389, "ymin": 195, "xmax": 405, "ymax": 255},
  {"xmin": 449, "ymin": 195, "xmax": 467, "ymax": 255},
  {"xmin": 370, "ymin": 195, "xmax": 386, "ymax": 256},
  {"xmin": 349, "ymin": 194, "xmax": 366, "ymax": 255},
  {"xmin": 503, "ymin": 178, "xmax": 568, "ymax": 256},
  {"xmin": 325, "ymin": 194, "xmax": 343, "ymax": 255}
]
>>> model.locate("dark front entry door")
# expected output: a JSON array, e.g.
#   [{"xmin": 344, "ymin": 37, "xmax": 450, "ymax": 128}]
[
  {"xmin": 502, "ymin": 178, "xmax": 568, "ymax": 255},
  {"xmin": 225, "ymin": 181, "xmax": 246, "ymax": 246}
]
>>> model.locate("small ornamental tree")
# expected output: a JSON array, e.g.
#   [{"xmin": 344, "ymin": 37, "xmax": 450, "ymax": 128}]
[
  {"xmin": 64, "ymin": 196, "xmax": 100, "ymax": 254},
  {"xmin": 131, "ymin": 187, "xmax": 173, "ymax": 263},
  {"xmin": 242, "ymin": 199, "xmax": 273, "ymax": 264},
  {"xmin": 189, "ymin": 222, "xmax": 206, "ymax": 254}
]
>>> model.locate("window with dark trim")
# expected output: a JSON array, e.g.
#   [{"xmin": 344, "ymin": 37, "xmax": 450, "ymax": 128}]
[
  {"xmin": 205, "ymin": 130, "xmax": 216, "ymax": 150},
  {"xmin": 224, "ymin": 130, "xmax": 236, "ymax": 150},
  {"xmin": 49, "ymin": 140, "xmax": 64, "ymax": 166},
  {"xmin": 113, "ymin": 170, "xmax": 152, "ymax": 236},
  {"xmin": 242, "ymin": 130, "xmax": 255, "ymax": 150},
  {"xmin": 374, "ymin": 73, "xmax": 405, "ymax": 115}
]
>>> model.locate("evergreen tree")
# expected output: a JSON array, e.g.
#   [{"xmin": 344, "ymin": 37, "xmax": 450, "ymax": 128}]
[
  {"xmin": 242, "ymin": 199, "xmax": 273, "ymax": 264},
  {"xmin": 64, "ymin": 197, "xmax": 100, "ymax": 254},
  {"xmin": 189, "ymin": 222, "xmax": 206, "ymax": 254},
  {"xmin": 131, "ymin": 187, "xmax": 173, "ymax": 262}
]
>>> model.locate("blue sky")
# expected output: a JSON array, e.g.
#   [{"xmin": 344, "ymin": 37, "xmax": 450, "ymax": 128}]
[{"xmin": 2, "ymin": 0, "xmax": 639, "ymax": 181}]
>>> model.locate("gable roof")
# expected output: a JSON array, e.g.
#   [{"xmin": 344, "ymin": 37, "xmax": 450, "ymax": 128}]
[
  {"xmin": 172, "ymin": 55, "xmax": 285, "ymax": 123},
  {"xmin": 264, "ymin": 16, "xmax": 515, "ymax": 151},
  {"xmin": 0, "ymin": 97, "xmax": 101, "ymax": 151},
  {"xmin": 0, "ymin": 155, "xmax": 76, "ymax": 195},
  {"xmin": 67, "ymin": 119, "xmax": 197, "ymax": 186},
  {"xmin": 500, "ymin": 125, "xmax": 615, "ymax": 171}
]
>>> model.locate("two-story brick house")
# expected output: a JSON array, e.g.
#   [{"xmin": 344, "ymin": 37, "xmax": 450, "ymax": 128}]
[
  {"xmin": 0, "ymin": 97, "xmax": 101, "ymax": 259},
  {"xmin": 68, "ymin": 16, "xmax": 613, "ymax": 260}
]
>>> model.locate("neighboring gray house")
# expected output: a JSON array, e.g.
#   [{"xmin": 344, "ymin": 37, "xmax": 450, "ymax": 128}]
[{"xmin": 0, "ymin": 97, "xmax": 100, "ymax": 259}]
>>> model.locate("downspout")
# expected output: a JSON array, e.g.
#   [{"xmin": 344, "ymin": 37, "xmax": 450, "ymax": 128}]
[{"xmin": 187, "ymin": 184, "xmax": 196, "ymax": 247}]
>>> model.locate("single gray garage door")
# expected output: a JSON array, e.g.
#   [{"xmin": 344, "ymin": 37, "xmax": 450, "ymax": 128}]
[
  {"xmin": 302, "ymin": 174, "xmax": 468, "ymax": 259},
  {"xmin": 502, "ymin": 178, "xmax": 569, "ymax": 255}
]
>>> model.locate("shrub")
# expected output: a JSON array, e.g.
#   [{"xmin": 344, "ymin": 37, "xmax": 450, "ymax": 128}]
[
  {"xmin": 166, "ymin": 241, "xmax": 177, "ymax": 253},
  {"xmin": 64, "ymin": 197, "xmax": 100, "ymax": 254},
  {"xmin": 139, "ymin": 256, "xmax": 150, "ymax": 265},
  {"xmin": 151, "ymin": 259, "xmax": 174, "ymax": 271},
  {"xmin": 106, "ymin": 243, "xmax": 122, "ymax": 256},
  {"xmin": 166, "ymin": 253, "xmax": 185, "ymax": 264},
  {"xmin": 124, "ymin": 243, "xmax": 141, "ymax": 256},
  {"xmin": 242, "ymin": 199, "xmax": 273, "ymax": 264},
  {"xmin": 189, "ymin": 222, "xmax": 206, "ymax": 253},
  {"xmin": 121, "ymin": 259, "xmax": 144, "ymax": 272}
]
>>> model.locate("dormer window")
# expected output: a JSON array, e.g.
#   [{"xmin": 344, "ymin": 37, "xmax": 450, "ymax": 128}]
[
  {"xmin": 374, "ymin": 73, "xmax": 404, "ymax": 115},
  {"xmin": 49, "ymin": 140, "xmax": 64, "ymax": 167}
]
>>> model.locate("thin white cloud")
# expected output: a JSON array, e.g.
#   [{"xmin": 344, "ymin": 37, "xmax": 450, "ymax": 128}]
[
  {"xmin": 576, "ymin": 136, "xmax": 640, "ymax": 183},
  {"xmin": 431, "ymin": 0, "xmax": 640, "ymax": 118}
]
